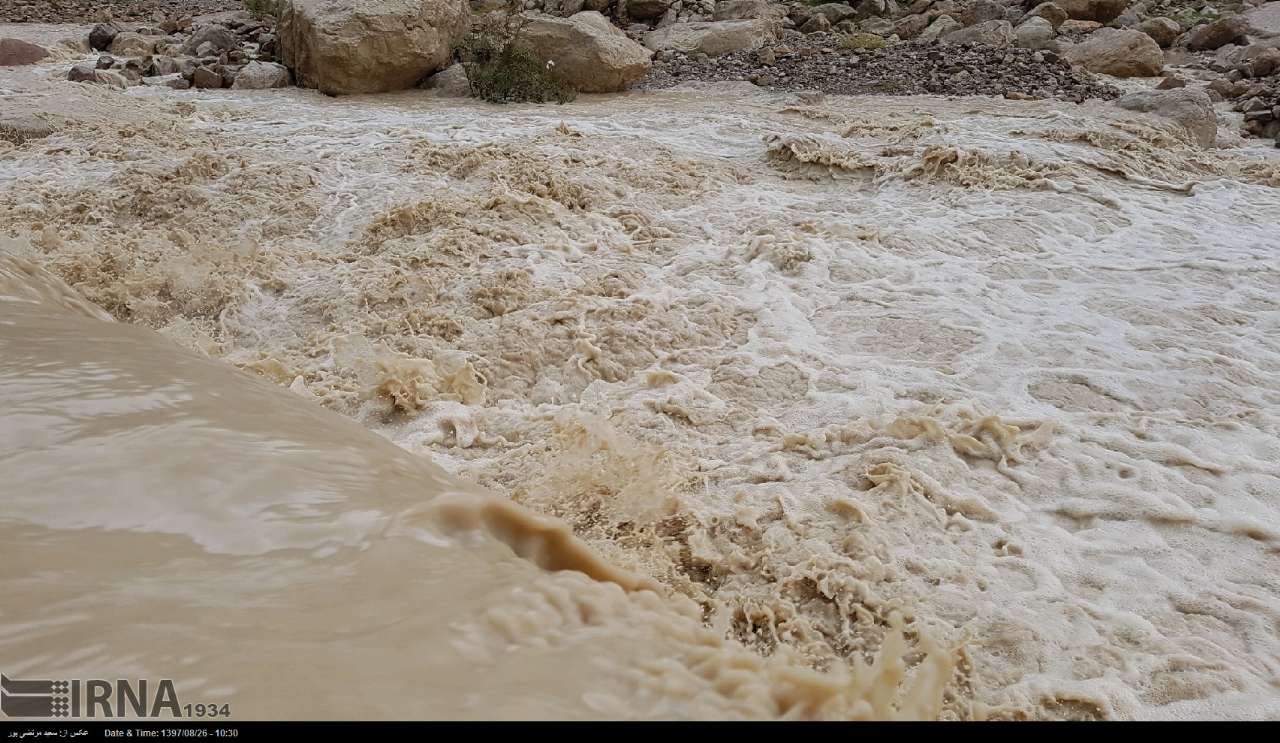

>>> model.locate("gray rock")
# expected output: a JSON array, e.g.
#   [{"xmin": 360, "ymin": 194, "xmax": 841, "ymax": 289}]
[
  {"xmin": 1188, "ymin": 16, "xmax": 1249, "ymax": 52},
  {"xmin": 713, "ymin": 0, "xmax": 787, "ymax": 21},
  {"xmin": 109, "ymin": 32, "xmax": 156, "ymax": 58},
  {"xmin": 192, "ymin": 65, "xmax": 224, "ymax": 89},
  {"xmin": 1137, "ymin": 17, "xmax": 1180, "ymax": 48},
  {"xmin": 421, "ymin": 62, "xmax": 470, "ymax": 97},
  {"xmin": 644, "ymin": 19, "xmax": 779, "ymax": 57},
  {"xmin": 181, "ymin": 24, "xmax": 238, "ymax": 56},
  {"xmin": 1114, "ymin": 88, "xmax": 1217, "ymax": 147},
  {"xmin": 67, "ymin": 64, "xmax": 128, "ymax": 89},
  {"xmin": 1016, "ymin": 17, "xmax": 1058, "ymax": 51},
  {"xmin": 1023, "ymin": 2, "xmax": 1068, "ymax": 29},
  {"xmin": 895, "ymin": 13, "xmax": 931, "ymax": 39},
  {"xmin": 959, "ymin": 0, "xmax": 1005, "ymax": 27},
  {"xmin": 945, "ymin": 19, "xmax": 1015, "ymax": 46},
  {"xmin": 1065, "ymin": 27, "xmax": 1163, "ymax": 77},
  {"xmin": 142, "ymin": 73, "xmax": 191, "ymax": 90},
  {"xmin": 89, "ymin": 22, "xmax": 121, "ymax": 52},
  {"xmin": 801, "ymin": 14, "xmax": 832, "ymax": 33},
  {"xmin": 810, "ymin": 3, "xmax": 859, "ymax": 25},
  {"xmin": 0, "ymin": 115, "xmax": 54, "ymax": 144},
  {"xmin": 229, "ymin": 60, "xmax": 290, "ymax": 89}
]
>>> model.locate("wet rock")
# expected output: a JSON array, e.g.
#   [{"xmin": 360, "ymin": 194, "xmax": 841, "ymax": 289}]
[
  {"xmin": 945, "ymin": 19, "xmax": 1015, "ymax": 46},
  {"xmin": 1114, "ymin": 88, "xmax": 1217, "ymax": 147},
  {"xmin": 229, "ymin": 60, "xmax": 289, "ymax": 89},
  {"xmin": 1137, "ymin": 17, "xmax": 1180, "ymax": 48},
  {"xmin": 192, "ymin": 65, "xmax": 223, "ymax": 88},
  {"xmin": 96, "ymin": 54, "xmax": 115, "ymax": 69},
  {"xmin": 1187, "ymin": 16, "xmax": 1249, "ymax": 52},
  {"xmin": 0, "ymin": 38, "xmax": 49, "ymax": 66},
  {"xmin": 644, "ymin": 19, "xmax": 778, "ymax": 57},
  {"xmin": 279, "ymin": 0, "xmax": 469, "ymax": 95},
  {"xmin": 109, "ymin": 32, "xmax": 157, "ymax": 58},
  {"xmin": 518, "ymin": 12, "xmax": 653, "ymax": 92},
  {"xmin": 143, "ymin": 73, "xmax": 191, "ymax": 89},
  {"xmin": 66, "ymin": 64, "xmax": 128, "ymax": 89},
  {"xmin": 181, "ymin": 24, "xmax": 238, "ymax": 56},
  {"xmin": 1066, "ymin": 27, "xmax": 1163, "ymax": 77},
  {"xmin": 88, "ymin": 22, "xmax": 121, "ymax": 52},
  {"xmin": 0, "ymin": 114, "xmax": 54, "ymax": 144},
  {"xmin": 147, "ymin": 55, "xmax": 182, "ymax": 76}
]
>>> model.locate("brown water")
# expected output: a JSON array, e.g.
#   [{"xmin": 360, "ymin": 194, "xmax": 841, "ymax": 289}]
[{"xmin": 4, "ymin": 25, "xmax": 1280, "ymax": 720}]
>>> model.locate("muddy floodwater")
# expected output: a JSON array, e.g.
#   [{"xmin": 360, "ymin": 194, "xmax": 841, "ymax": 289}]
[{"xmin": 3, "ymin": 24, "xmax": 1280, "ymax": 720}]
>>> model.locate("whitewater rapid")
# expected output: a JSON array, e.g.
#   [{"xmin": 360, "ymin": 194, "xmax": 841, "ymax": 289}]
[{"xmin": 3, "ymin": 30, "xmax": 1280, "ymax": 719}]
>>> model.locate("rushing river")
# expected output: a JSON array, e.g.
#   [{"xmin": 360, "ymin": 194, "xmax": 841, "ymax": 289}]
[{"xmin": 3, "ymin": 25, "xmax": 1280, "ymax": 719}]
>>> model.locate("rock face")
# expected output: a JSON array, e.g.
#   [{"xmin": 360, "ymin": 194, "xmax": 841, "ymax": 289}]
[
  {"xmin": 279, "ymin": 0, "xmax": 470, "ymax": 95},
  {"xmin": 1049, "ymin": 0, "xmax": 1127, "ymax": 23},
  {"xmin": 516, "ymin": 12, "xmax": 652, "ymax": 93},
  {"xmin": 231, "ymin": 60, "xmax": 291, "ymax": 89},
  {"xmin": 1137, "ymin": 17, "xmax": 1180, "ymax": 48},
  {"xmin": 1066, "ymin": 28, "xmax": 1163, "ymax": 77},
  {"xmin": 1187, "ymin": 16, "xmax": 1249, "ymax": 52},
  {"xmin": 0, "ymin": 38, "xmax": 49, "ymax": 66},
  {"xmin": 644, "ymin": 20, "xmax": 778, "ymax": 57},
  {"xmin": 944, "ymin": 19, "xmax": 1015, "ymax": 46},
  {"xmin": 1114, "ymin": 88, "xmax": 1217, "ymax": 148}
]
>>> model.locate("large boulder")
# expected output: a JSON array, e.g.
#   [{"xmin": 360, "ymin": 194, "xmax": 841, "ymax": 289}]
[
  {"xmin": 643, "ymin": 19, "xmax": 778, "ymax": 57},
  {"xmin": 108, "ymin": 32, "xmax": 157, "ymax": 58},
  {"xmin": 230, "ymin": 60, "xmax": 291, "ymax": 89},
  {"xmin": 0, "ymin": 38, "xmax": 49, "ymax": 66},
  {"xmin": 88, "ymin": 23, "xmax": 121, "ymax": 52},
  {"xmin": 1015, "ymin": 16, "xmax": 1058, "ymax": 51},
  {"xmin": 1187, "ymin": 16, "xmax": 1250, "ymax": 52},
  {"xmin": 279, "ymin": 0, "xmax": 469, "ymax": 95},
  {"xmin": 944, "ymin": 19, "xmax": 1014, "ymax": 45},
  {"xmin": 67, "ymin": 64, "xmax": 128, "ymax": 89},
  {"xmin": 920, "ymin": 14, "xmax": 962, "ymax": 41},
  {"xmin": 1065, "ymin": 27, "xmax": 1163, "ymax": 76},
  {"xmin": 809, "ymin": 3, "xmax": 859, "ymax": 25},
  {"xmin": 515, "ymin": 12, "xmax": 652, "ymax": 93},
  {"xmin": 1046, "ymin": 0, "xmax": 1127, "ymax": 23},
  {"xmin": 181, "ymin": 24, "xmax": 238, "ymax": 56},
  {"xmin": 1023, "ymin": 2, "xmax": 1068, "ymax": 29},
  {"xmin": 1113, "ymin": 88, "xmax": 1217, "ymax": 148},
  {"xmin": 1137, "ymin": 17, "xmax": 1180, "ymax": 48},
  {"xmin": 959, "ymin": 0, "xmax": 1005, "ymax": 27}
]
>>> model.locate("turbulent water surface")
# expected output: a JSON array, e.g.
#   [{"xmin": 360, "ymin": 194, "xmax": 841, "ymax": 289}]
[{"xmin": 3, "ymin": 27, "xmax": 1280, "ymax": 720}]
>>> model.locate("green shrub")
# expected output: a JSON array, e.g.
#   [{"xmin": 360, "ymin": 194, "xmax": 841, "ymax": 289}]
[
  {"xmin": 244, "ymin": 0, "xmax": 284, "ymax": 19},
  {"xmin": 458, "ymin": 13, "xmax": 576, "ymax": 104},
  {"xmin": 840, "ymin": 33, "xmax": 887, "ymax": 51}
]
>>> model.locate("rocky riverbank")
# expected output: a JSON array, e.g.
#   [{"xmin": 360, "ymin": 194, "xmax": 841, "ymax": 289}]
[{"xmin": 0, "ymin": 0, "xmax": 242, "ymax": 24}]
